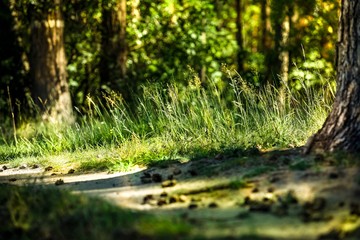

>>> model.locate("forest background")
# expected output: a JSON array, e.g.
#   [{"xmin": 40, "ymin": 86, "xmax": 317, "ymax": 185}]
[{"xmin": 0, "ymin": 0, "xmax": 340, "ymax": 168}]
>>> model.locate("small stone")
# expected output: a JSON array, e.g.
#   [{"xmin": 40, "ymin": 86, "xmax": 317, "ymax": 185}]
[
  {"xmin": 8, "ymin": 178, "xmax": 17, "ymax": 182},
  {"xmin": 160, "ymin": 192, "xmax": 168, "ymax": 197},
  {"xmin": 55, "ymin": 179, "xmax": 64, "ymax": 186},
  {"xmin": 252, "ymin": 187, "xmax": 259, "ymax": 193},
  {"xmin": 2, "ymin": 165, "xmax": 8, "ymax": 170},
  {"xmin": 167, "ymin": 174, "xmax": 174, "ymax": 180},
  {"xmin": 188, "ymin": 203, "xmax": 198, "ymax": 209},
  {"xmin": 208, "ymin": 202, "xmax": 218, "ymax": 208},
  {"xmin": 19, "ymin": 165, "xmax": 27, "ymax": 170},
  {"xmin": 157, "ymin": 198, "xmax": 167, "ymax": 206},
  {"xmin": 161, "ymin": 179, "xmax": 177, "ymax": 188},
  {"xmin": 179, "ymin": 195, "xmax": 188, "ymax": 202},
  {"xmin": 0, "ymin": 169, "xmax": 3, "ymax": 172},
  {"xmin": 152, "ymin": 173, "xmax": 162, "ymax": 182},
  {"xmin": 45, "ymin": 166, "xmax": 53, "ymax": 171},
  {"xmin": 68, "ymin": 169, "xmax": 75, "ymax": 174},
  {"xmin": 173, "ymin": 168, "xmax": 181, "ymax": 175},
  {"xmin": 169, "ymin": 195, "xmax": 179, "ymax": 203},
  {"xmin": 329, "ymin": 172, "xmax": 339, "ymax": 179},
  {"xmin": 243, "ymin": 196, "xmax": 252, "ymax": 205},
  {"xmin": 143, "ymin": 194, "xmax": 154, "ymax": 204},
  {"xmin": 268, "ymin": 187, "xmax": 275, "ymax": 193},
  {"xmin": 31, "ymin": 164, "xmax": 39, "ymax": 169}
]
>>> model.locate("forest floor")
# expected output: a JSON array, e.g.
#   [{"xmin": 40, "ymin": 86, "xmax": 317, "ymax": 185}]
[{"xmin": 1, "ymin": 148, "xmax": 360, "ymax": 239}]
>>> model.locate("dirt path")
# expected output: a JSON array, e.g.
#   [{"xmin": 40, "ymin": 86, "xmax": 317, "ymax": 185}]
[{"xmin": 1, "ymin": 149, "xmax": 360, "ymax": 239}]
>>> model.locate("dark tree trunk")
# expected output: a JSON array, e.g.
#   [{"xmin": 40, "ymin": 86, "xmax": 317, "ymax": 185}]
[
  {"xmin": 100, "ymin": 0, "xmax": 127, "ymax": 97},
  {"xmin": 304, "ymin": 0, "xmax": 360, "ymax": 153},
  {"xmin": 1, "ymin": 0, "xmax": 27, "ymax": 120},
  {"xmin": 260, "ymin": 0, "xmax": 273, "ymax": 86},
  {"xmin": 235, "ymin": 0, "xmax": 244, "ymax": 72},
  {"xmin": 29, "ymin": 0, "xmax": 73, "ymax": 124},
  {"xmin": 260, "ymin": 0, "xmax": 271, "ymax": 52}
]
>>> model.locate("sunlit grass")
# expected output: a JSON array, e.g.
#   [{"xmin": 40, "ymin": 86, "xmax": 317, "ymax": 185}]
[{"xmin": 0, "ymin": 70, "xmax": 334, "ymax": 171}]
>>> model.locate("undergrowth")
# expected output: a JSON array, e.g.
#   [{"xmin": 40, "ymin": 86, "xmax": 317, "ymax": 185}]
[
  {"xmin": 0, "ymin": 70, "xmax": 334, "ymax": 171},
  {"xmin": 0, "ymin": 185, "xmax": 189, "ymax": 240}
]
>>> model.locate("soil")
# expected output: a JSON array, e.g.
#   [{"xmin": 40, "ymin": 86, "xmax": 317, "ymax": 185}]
[{"xmin": 1, "ymin": 148, "xmax": 360, "ymax": 239}]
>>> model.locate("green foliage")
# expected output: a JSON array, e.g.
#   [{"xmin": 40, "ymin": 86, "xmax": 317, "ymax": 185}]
[
  {"xmin": 0, "ymin": 0, "xmax": 340, "ymax": 170},
  {"xmin": 0, "ymin": 69, "xmax": 333, "ymax": 170},
  {"xmin": 0, "ymin": 0, "xmax": 339, "ymax": 114},
  {"xmin": 126, "ymin": 0, "xmax": 236, "ymax": 85}
]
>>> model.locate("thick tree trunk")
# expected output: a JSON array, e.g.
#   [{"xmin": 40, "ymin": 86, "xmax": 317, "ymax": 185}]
[
  {"xmin": 278, "ymin": 7, "xmax": 292, "ymax": 108},
  {"xmin": 279, "ymin": 14, "xmax": 290, "ymax": 86},
  {"xmin": 260, "ymin": 0, "xmax": 273, "ymax": 85},
  {"xmin": 29, "ymin": 0, "xmax": 73, "ymax": 124},
  {"xmin": 100, "ymin": 0, "xmax": 127, "ymax": 95},
  {"xmin": 259, "ymin": 0, "xmax": 271, "ymax": 52},
  {"xmin": 117, "ymin": 0, "xmax": 127, "ymax": 80},
  {"xmin": 304, "ymin": 0, "xmax": 360, "ymax": 153},
  {"xmin": 272, "ymin": 23, "xmax": 282, "ymax": 86}
]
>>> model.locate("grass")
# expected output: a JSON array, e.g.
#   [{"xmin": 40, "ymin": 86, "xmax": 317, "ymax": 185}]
[
  {"xmin": 0, "ymin": 69, "xmax": 334, "ymax": 172},
  {"xmin": 0, "ymin": 185, "xmax": 190, "ymax": 240}
]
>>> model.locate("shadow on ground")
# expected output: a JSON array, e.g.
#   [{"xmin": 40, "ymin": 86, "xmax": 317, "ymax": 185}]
[{"xmin": 1, "ymin": 147, "xmax": 360, "ymax": 239}]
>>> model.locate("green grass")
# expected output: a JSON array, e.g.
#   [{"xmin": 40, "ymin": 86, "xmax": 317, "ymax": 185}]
[
  {"xmin": 0, "ymin": 71, "xmax": 334, "ymax": 171},
  {"xmin": 0, "ymin": 185, "xmax": 190, "ymax": 240}
]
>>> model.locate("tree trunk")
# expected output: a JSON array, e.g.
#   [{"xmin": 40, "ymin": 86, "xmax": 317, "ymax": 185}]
[
  {"xmin": 278, "ymin": 6, "xmax": 292, "ymax": 108},
  {"xmin": 260, "ymin": 0, "xmax": 273, "ymax": 85},
  {"xmin": 260, "ymin": 0, "xmax": 271, "ymax": 52},
  {"xmin": 279, "ymin": 14, "xmax": 290, "ymax": 86},
  {"xmin": 235, "ymin": 0, "xmax": 244, "ymax": 72},
  {"xmin": 1, "ymin": 0, "xmax": 27, "ymax": 118},
  {"xmin": 304, "ymin": 0, "xmax": 360, "ymax": 153},
  {"xmin": 29, "ymin": 0, "xmax": 74, "ymax": 124},
  {"xmin": 100, "ymin": 0, "xmax": 127, "ymax": 96}
]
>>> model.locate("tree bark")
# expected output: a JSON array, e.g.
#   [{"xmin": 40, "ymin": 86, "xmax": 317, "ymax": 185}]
[
  {"xmin": 235, "ymin": 0, "xmax": 244, "ymax": 72},
  {"xmin": 304, "ymin": 0, "xmax": 360, "ymax": 153},
  {"xmin": 260, "ymin": 0, "xmax": 271, "ymax": 52},
  {"xmin": 29, "ymin": 0, "xmax": 74, "ymax": 124},
  {"xmin": 260, "ymin": 0, "xmax": 274, "ymax": 85},
  {"xmin": 278, "ymin": 6, "xmax": 292, "ymax": 108},
  {"xmin": 100, "ymin": 0, "xmax": 127, "ymax": 95}
]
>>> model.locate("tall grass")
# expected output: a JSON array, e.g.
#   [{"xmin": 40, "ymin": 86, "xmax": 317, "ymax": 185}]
[{"xmin": 0, "ymin": 70, "xmax": 334, "ymax": 168}]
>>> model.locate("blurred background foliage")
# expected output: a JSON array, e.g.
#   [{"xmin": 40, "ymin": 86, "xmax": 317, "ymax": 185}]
[{"xmin": 0, "ymin": 0, "xmax": 339, "ymax": 122}]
